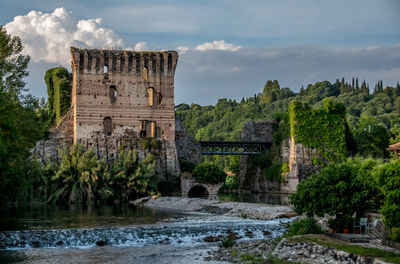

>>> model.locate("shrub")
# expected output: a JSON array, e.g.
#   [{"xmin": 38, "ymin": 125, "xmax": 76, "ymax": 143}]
[
  {"xmin": 372, "ymin": 159, "xmax": 400, "ymax": 241},
  {"xmin": 264, "ymin": 162, "xmax": 287, "ymax": 183},
  {"xmin": 179, "ymin": 158, "xmax": 197, "ymax": 173},
  {"xmin": 284, "ymin": 217, "xmax": 324, "ymax": 237},
  {"xmin": 192, "ymin": 162, "xmax": 227, "ymax": 184},
  {"xmin": 224, "ymin": 174, "xmax": 239, "ymax": 189},
  {"xmin": 390, "ymin": 228, "xmax": 400, "ymax": 242},
  {"xmin": 289, "ymin": 159, "xmax": 375, "ymax": 221},
  {"xmin": 220, "ymin": 237, "xmax": 235, "ymax": 248}
]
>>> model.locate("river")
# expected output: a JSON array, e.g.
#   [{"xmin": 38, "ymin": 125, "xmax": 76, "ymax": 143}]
[{"xmin": 0, "ymin": 201, "xmax": 292, "ymax": 263}]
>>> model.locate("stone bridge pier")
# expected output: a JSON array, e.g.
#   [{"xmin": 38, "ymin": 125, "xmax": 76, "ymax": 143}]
[{"xmin": 181, "ymin": 173, "xmax": 223, "ymax": 200}]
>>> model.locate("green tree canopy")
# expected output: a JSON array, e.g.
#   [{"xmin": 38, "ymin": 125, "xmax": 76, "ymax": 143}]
[{"xmin": 0, "ymin": 25, "xmax": 30, "ymax": 99}]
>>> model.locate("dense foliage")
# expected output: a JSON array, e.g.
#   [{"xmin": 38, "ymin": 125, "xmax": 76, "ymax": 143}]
[
  {"xmin": 176, "ymin": 80, "xmax": 398, "ymax": 159},
  {"xmin": 290, "ymin": 157, "xmax": 400, "ymax": 241},
  {"xmin": 284, "ymin": 217, "xmax": 324, "ymax": 237},
  {"xmin": 192, "ymin": 162, "xmax": 227, "ymax": 184},
  {"xmin": 0, "ymin": 26, "xmax": 48, "ymax": 204},
  {"xmin": 289, "ymin": 159, "xmax": 377, "ymax": 219},
  {"xmin": 44, "ymin": 67, "xmax": 71, "ymax": 124},
  {"xmin": 47, "ymin": 144, "xmax": 158, "ymax": 204},
  {"xmin": 372, "ymin": 159, "xmax": 400, "ymax": 241},
  {"xmin": 0, "ymin": 26, "xmax": 30, "ymax": 98},
  {"xmin": 289, "ymin": 99, "xmax": 348, "ymax": 163}
]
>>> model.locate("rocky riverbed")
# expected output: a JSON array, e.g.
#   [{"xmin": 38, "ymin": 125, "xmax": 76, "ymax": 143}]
[
  {"xmin": 206, "ymin": 236, "xmax": 391, "ymax": 264},
  {"xmin": 144, "ymin": 197, "xmax": 296, "ymax": 220}
]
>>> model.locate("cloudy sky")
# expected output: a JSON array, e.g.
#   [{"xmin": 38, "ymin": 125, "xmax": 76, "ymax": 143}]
[{"xmin": 2, "ymin": 0, "xmax": 400, "ymax": 105}]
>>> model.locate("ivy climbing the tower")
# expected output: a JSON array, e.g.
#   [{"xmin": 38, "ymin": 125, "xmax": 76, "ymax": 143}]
[{"xmin": 289, "ymin": 98, "xmax": 348, "ymax": 164}]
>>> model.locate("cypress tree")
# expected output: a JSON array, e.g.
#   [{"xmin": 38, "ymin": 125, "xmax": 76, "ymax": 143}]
[
  {"xmin": 397, "ymin": 97, "xmax": 400, "ymax": 114},
  {"xmin": 355, "ymin": 78, "xmax": 360, "ymax": 93}
]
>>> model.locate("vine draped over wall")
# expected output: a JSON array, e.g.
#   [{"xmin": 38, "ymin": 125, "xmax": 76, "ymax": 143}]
[
  {"xmin": 289, "ymin": 98, "xmax": 348, "ymax": 164},
  {"xmin": 44, "ymin": 67, "xmax": 71, "ymax": 124}
]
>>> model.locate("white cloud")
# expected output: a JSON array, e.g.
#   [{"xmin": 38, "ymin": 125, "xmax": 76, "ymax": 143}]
[
  {"xmin": 175, "ymin": 44, "xmax": 400, "ymax": 105},
  {"xmin": 194, "ymin": 40, "xmax": 242, "ymax": 52},
  {"xmin": 5, "ymin": 7, "xmax": 124, "ymax": 65},
  {"xmin": 176, "ymin": 46, "xmax": 189, "ymax": 54},
  {"xmin": 132, "ymin": 42, "xmax": 148, "ymax": 51}
]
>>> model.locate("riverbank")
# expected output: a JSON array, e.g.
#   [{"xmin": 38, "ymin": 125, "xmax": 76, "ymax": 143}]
[
  {"xmin": 207, "ymin": 234, "xmax": 400, "ymax": 264},
  {"xmin": 143, "ymin": 197, "xmax": 296, "ymax": 220}
]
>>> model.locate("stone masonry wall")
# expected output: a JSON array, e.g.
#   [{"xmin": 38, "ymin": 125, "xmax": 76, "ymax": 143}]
[
  {"xmin": 175, "ymin": 119, "xmax": 201, "ymax": 164},
  {"xmin": 238, "ymin": 121, "xmax": 275, "ymax": 192},
  {"xmin": 34, "ymin": 47, "xmax": 180, "ymax": 177},
  {"xmin": 280, "ymin": 137, "xmax": 319, "ymax": 193}
]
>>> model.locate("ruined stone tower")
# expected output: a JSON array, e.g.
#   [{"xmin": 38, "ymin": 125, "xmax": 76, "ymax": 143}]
[
  {"xmin": 34, "ymin": 47, "xmax": 180, "ymax": 176},
  {"xmin": 70, "ymin": 47, "xmax": 178, "ymax": 142}
]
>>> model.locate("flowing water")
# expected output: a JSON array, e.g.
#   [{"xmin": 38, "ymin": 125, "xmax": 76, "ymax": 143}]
[{"xmin": 0, "ymin": 203, "xmax": 292, "ymax": 263}]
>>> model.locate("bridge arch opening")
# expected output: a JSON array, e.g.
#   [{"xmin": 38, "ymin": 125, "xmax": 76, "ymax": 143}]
[{"xmin": 188, "ymin": 185, "xmax": 209, "ymax": 199}]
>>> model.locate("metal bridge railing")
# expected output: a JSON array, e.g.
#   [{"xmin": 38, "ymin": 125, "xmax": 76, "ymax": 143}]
[{"xmin": 199, "ymin": 141, "xmax": 272, "ymax": 155}]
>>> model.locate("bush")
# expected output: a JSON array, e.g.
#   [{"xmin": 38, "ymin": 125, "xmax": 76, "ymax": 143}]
[
  {"xmin": 289, "ymin": 159, "xmax": 375, "ymax": 221},
  {"xmin": 179, "ymin": 158, "xmax": 197, "ymax": 173},
  {"xmin": 224, "ymin": 174, "xmax": 239, "ymax": 189},
  {"xmin": 390, "ymin": 228, "xmax": 400, "ymax": 242},
  {"xmin": 192, "ymin": 162, "xmax": 227, "ymax": 184},
  {"xmin": 284, "ymin": 217, "xmax": 324, "ymax": 237},
  {"xmin": 220, "ymin": 237, "xmax": 235, "ymax": 248},
  {"xmin": 264, "ymin": 162, "xmax": 287, "ymax": 183},
  {"xmin": 373, "ymin": 159, "xmax": 400, "ymax": 241}
]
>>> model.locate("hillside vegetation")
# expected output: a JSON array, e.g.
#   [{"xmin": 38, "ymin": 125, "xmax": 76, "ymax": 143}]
[{"xmin": 176, "ymin": 79, "xmax": 399, "ymax": 159}]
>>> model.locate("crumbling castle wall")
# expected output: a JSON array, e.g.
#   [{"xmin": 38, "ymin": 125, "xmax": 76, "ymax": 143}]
[
  {"xmin": 238, "ymin": 121, "xmax": 316, "ymax": 194},
  {"xmin": 238, "ymin": 121, "xmax": 276, "ymax": 192},
  {"xmin": 280, "ymin": 137, "xmax": 318, "ymax": 193},
  {"xmin": 175, "ymin": 119, "xmax": 201, "ymax": 164},
  {"xmin": 34, "ymin": 47, "xmax": 180, "ymax": 177}
]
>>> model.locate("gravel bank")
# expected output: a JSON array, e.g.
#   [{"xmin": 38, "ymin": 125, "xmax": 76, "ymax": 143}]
[
  {"xmin": 144, "ymin": 197, "xmax": 295, "ymax": 220},
  {"xmin": 206, "ymin": 237, "xmax": 391, "ymax": 263}
]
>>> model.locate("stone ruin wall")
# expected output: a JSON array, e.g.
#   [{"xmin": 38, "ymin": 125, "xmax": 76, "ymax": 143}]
[
  {"xmin": 238, "ymin": 121, "xmax": 316, "ymax": 193},
  {"xmin": 174, "ymin": 119, "xmax": 201, "ymax": 164},
  {"xmin": 280, "ymin": 137, "xmax": 319, "ymax": 193},
  {"xmin": 238, "ymin": 121, "xmax": 277, "ymax": 192},
  {"xmin": 34, "ymin": 47, "xmax": 181, "ymax": 177}
]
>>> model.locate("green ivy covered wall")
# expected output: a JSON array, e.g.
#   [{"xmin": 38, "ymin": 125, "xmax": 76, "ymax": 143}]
[
  {"xmin": 44, "ymin": 67, "xmax": 71, "ymax": 124},
  {"xmin": 289, "ymin": 98, "xmax": 348, "ymax": 164}
]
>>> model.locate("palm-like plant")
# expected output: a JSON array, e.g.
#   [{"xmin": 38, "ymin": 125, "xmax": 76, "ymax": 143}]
[
  {"xmin": 51, "ymin": 144, "xmax": 100, "ymax": 204},
  {"xmin": 109, "ymin": 150, "xmax": 157, "ymax": 201}
]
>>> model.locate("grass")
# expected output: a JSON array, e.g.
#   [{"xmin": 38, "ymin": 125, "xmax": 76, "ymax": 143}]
[{"xmin": 288, "ymin": 234, "xmax": 400, "ymax": 263}]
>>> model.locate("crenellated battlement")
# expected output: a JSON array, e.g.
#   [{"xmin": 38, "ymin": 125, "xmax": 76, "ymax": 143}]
[{"xmin": 70, "ymin": 47, "xmax": 178, "ymax": 76}]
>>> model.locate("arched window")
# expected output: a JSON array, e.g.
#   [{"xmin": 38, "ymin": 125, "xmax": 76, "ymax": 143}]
[
  {"xmin": 104, "ymin": 117, "xmax": 112, "ymax": 136},
  {"xmin": 110, "ymin": 85, "xmax": 117, "ymax": 103}
]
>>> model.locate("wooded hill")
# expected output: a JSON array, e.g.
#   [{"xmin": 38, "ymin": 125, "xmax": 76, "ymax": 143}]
[{"xmin": 176, "ymin": 79, "xmax": 400, "ymax": 159}]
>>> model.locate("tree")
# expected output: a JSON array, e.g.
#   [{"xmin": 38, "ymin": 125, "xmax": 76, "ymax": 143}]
[
  {"xmin": 0, "ymin": 27, "xmax": 47, "ymax": 204},
  {"xmin": 290, "ymin": 159, "xmax": 376, "ymax": 221},
  {"xmin": 372, "ymin": 159, "xmax": 400, "ymax": 241},
  {"xmin": 0, "ymin": 26, "xmax": 30, "ymax": 99},
  {"xmin": 354, "ymin": 115, "xmax": 389, "ymax": 158},
  {"xmin": 193, "ymin": 162, "xmax": 227, "ymax": 184}
]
